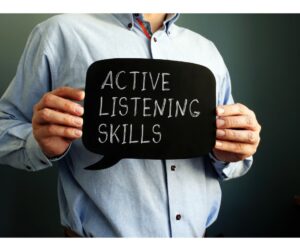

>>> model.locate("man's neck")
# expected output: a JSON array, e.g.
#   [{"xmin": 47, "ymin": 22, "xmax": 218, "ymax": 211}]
[{"xmin": 143, "ymin": 13, "xmax": 167, "ymax": 33}]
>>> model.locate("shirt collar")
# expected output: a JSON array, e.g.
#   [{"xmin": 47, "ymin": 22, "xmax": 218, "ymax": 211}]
[
  {"xmin": 163, "ymin": 13, "xmax": 180, "ymax": 33},
  {"xmin": 113, "ymin": 13, "xmax": 180, "ymax": 34}
]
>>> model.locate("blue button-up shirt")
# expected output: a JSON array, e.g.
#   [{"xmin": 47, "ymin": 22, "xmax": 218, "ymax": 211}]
[{"xmin": 0, "ymin": 14, "xmax": 253, "ymax": 237}]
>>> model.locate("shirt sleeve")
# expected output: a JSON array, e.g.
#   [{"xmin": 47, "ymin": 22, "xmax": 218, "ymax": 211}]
[
  {"xmin": 0, "ymin": 24, "xmax": 67, "ymax": 172},
  {"xmin": 208, "ymin": 43, "xmax": 253, "ymax": 180}
]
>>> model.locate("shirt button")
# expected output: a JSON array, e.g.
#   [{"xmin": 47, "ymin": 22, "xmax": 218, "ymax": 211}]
[
  {"xmin": 176, "ymin": 214, "xmax": 181, "ymax": 220},
  {"xmin": 127, "ymin": 23, "xmax": 133, "ymax": 29},
  {"xmin": 171, "ymin": 165, "xmax": 176, "ymax": 171},
  {"xmin": 153, "ymin": 37, "xmax": 157, "ymax": 42}
]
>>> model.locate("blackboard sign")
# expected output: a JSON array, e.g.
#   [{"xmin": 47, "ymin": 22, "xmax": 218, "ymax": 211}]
[{"xmin": 82, "ymin": 58, "xmax": 216, "ymax": 170}]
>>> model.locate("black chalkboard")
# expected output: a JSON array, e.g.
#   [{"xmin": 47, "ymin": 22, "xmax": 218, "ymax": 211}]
[{"xmin": 82, "ymin": 58, "xmax": 216, "ymax": 170}]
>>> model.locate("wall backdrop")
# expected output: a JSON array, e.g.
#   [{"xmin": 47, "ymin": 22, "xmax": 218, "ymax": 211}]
[{"xmin": 0, "ymin": 14, "xmax": 299, "ymax": 237}]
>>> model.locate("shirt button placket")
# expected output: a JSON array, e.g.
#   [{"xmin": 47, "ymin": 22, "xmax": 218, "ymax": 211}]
[
  {"xmin": 149, "ymin": 30, "xmax": 163, "ymax": 59},
  {"xmin": 165, "ymin": 160, "xmax": 184, "ymax": 237}
]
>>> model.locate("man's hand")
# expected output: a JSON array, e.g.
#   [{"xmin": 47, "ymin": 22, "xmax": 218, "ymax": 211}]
[
  {"xmin": 32, "ymin": 87, "xmax": 85, "ymax": 158},
  {"xmin": 213, "ymin": 103, "xmax": 261, "ymax": 163}
]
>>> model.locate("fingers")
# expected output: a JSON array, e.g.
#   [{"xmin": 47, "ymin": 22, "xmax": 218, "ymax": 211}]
[
  {"xmin": 32, "ymin": 86, "xmax": 85, "ymax": 142},
  {"xmin": 32, "ymin": 87, "xmax": 85, "ymax": 158},
  {"xmin": 216, "ymin": 115, "xmax": 259, "ymax": 130},
  {"xmin": 36, "ymin": 124, "xmax": 82, "ymax": 139},
  {"xmin": 214, "ymin": 140, "xmax": 256, "ymax": 156},
  {"xmin": 216, "ymin": 129, "xmax": 260, "ymax": 144},
  {"xmin": 52, "ymin": 86, "xmax": 85, "ymax": 101},
  {"xmin": 216, "ymin": 103, "xmax": 250, "ymax": 116},
  {"xmin": 34, "ymin": 108, "xmax": 83, "ymax": 128},
  {"xmin": 34, "ymin": 87, "xmax": 85, "ymax": 116},
  {"xmin": 213, "ymin": 103, "xmax": 261, "ymax": 161}
]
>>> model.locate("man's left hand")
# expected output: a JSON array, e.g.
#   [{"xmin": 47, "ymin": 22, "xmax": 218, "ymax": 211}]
[{"xmin": 213, "ymin": 103, "xmax": 261, "ymax": 163}]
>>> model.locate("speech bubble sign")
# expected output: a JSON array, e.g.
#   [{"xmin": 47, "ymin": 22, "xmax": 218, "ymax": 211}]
[{"xmin": 82, "ymin": 58, "xmax": 216, "ymax": 170}]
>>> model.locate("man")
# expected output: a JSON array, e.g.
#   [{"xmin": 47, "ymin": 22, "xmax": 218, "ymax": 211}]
[{"xmin": 0, "ymin": 13, "xmax": 261, "ymax": 237}]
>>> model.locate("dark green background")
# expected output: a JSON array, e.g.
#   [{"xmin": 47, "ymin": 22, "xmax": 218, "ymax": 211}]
[{"xmin": 0, "ymin": 14, "xmax": 299, "ymax": 237}]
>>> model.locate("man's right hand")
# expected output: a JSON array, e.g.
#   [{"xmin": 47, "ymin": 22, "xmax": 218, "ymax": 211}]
[{"xmin": 32, "ymin": 87, "xmax": 85, "ymax": 158}]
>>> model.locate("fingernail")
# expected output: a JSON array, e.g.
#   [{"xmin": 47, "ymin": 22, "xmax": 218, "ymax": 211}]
[
  {"xmin": 74, "ymin": 130, "xmax": 82, "ymax": 137},
  {"xmin": 217, "ymin": 119, "xmax": 225, "ymax": 127},
  {"xmin": 218, "ymin": 107, "xmax": 225, "ymax": 115},
  {"xmin": 216, "ymin": 129, "xmax": 225, "ymax": 137},
  {"xmin": 215, "ymin": 141, "xmax": 222, "ymax": 147},
  {"xmin": 75, "ymin": 106, "xmax": 84, "ymax": 115},
  {"xmin": 79, "ymin": 91, "xmax": 85, "ymax": 99},
  {"xmin": 75, "ymin": 118, "xmax": 83, "ymax": 126}
]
